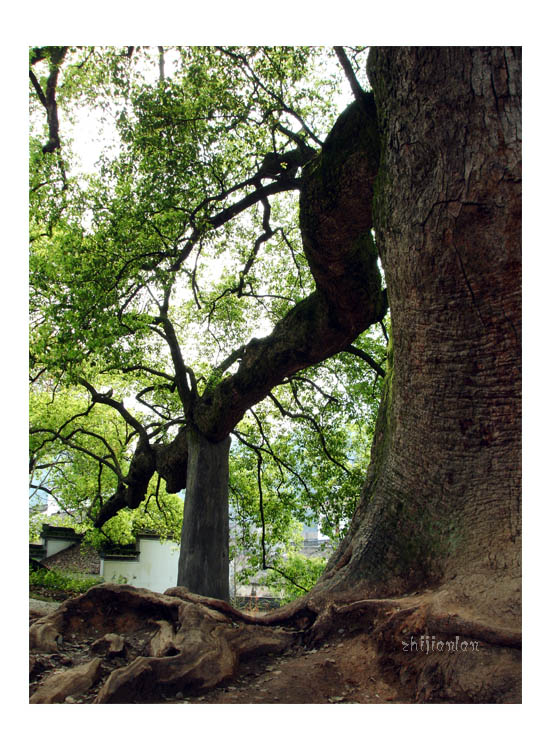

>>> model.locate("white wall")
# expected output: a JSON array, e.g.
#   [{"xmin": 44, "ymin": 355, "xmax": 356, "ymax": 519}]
[
  {"xmin": 101, "ymin": 538, "xmax": 180, "ymax": 593},
  {"xmin": 41, "ymin": 537, "xmax": 77, "ymax": 557}
]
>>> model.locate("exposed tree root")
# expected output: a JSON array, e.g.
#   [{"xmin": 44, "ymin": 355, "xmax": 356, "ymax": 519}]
[
  {"xmin": 29, "ymin": 583, "xmax": 521, "ymax": 704},
  {"xmin": 29, "ymin": 584, "xmax": 297, "ymax": 703},
  {"xmin": 303, "ymin": 590, "xmax": 522, "ymax": 703}
]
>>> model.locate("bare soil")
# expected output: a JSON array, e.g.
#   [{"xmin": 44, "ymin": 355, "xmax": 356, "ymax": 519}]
[
  {"xmin": 29, "ymin": 592, "xmax": 412, "ymax": 704},
  {"xmin": 29, "ymin": 584, "xmax": 520, "ymax": 704},
  {"xmin": 152, "ymin": 632, "xmax": 409, "ymax": 705}
]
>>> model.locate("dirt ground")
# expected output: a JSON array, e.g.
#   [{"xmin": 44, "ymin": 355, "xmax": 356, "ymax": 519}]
[
  {"xmin": 157, "ymin": 633, "xmax": 408, "ymax": 705},
  {"xmin": 29, "ymin": 592, "xmax": 413, "ymax": 704}
]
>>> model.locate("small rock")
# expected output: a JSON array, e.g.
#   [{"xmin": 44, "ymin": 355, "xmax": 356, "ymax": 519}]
[
  {"xmin": 65, "ymin": 695, "xmax": 77, "ymax": 703},
  {"xmin": 91, "ymin": 633, "xmax": 125, "ymax": 656},
  {"xmin": 329, "ymin": 696, "xmax": 344, "ymax": 703},
  {"xmin": 175, "ymin": 692, "xmax": 184, "ymax": 699}
]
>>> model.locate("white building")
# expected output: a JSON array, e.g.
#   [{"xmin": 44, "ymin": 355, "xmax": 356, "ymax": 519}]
[{"xmin": 99, "ymin": 533, "xmax": 180, "ymax": 592}]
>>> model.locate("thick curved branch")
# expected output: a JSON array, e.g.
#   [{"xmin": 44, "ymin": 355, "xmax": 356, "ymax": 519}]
[
  {"xmin": 93, "ymin": 98, "xmax": 383, "ymax": 528},
  {"xmin": 92, "ymin": 426, "xmax": 189, "ymax": 528},
  {"xmin": 192, "ymin": 99, "xmax": 384, "ymax": 440},
  {"xmin": 92, "ymin": 438, "xmax": 156, "ymax": 527}
]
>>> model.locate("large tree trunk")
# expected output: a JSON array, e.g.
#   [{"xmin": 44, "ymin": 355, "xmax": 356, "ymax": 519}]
[
  {"xmin": 316, "ymin": 46, "xmax": 521, "ymax": 700},
  {"xmin": 177, "ymin": 430, "xmax": 231, "ymax": 600}
]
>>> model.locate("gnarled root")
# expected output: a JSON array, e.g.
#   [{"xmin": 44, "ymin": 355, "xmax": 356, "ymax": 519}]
[
  {"xmin": 29, "ymin": 584, "xmax": 296, "ymax": 704},
  {"xmin": 29, "ymin": 583, "xmax": 521, "ymax": 703},
  {"xmin": 304, "ymin": 589, "xmax": 522, "ymax": 703}
]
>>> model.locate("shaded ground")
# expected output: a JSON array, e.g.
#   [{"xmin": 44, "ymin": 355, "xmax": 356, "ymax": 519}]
[
  {"xmin": 164, "ymin": 635, "xmax": 406, "ymax": 704},
  {"xmin": 29, "ymin": 584, "xmax": 520, "ymax": 704},
  {"xmin": 28, "ymin": 587, "xmax": 412, "ymax": 704}
]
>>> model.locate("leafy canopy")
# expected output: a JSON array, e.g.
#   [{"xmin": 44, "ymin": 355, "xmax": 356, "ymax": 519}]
[{"xmin": 29, "ymin": 46, "xmax": 385, "ymax": 589}]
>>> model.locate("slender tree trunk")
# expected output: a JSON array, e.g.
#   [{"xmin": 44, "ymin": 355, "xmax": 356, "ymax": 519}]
[
  {"xmin": 321, "ymin": 47, "xmax": 521, "ymax": 626},
  {"xmin": 177, "ymin": 429, "xmax": 231, "ymax": 600}
]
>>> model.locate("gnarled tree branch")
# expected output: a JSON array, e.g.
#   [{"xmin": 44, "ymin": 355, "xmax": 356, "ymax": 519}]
[
  {"xmin": 29, "ymin": 46, "xmax": 68, "ymax": 154},
  {"xmin": 92, "ymin": 97, "xmax": 384, "ymax": 528}
]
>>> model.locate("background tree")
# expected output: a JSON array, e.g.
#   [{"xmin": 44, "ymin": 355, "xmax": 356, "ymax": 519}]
[
  {"xmin": 29, "ymin": 386, "xmax": 184, "ymax": 546},
  {"xmin": 29, "ymin": 46, "xmax": 387, "ymax": 600}
]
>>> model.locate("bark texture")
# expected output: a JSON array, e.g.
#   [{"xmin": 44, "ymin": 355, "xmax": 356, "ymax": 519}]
[
  {"xmin": 177, "ymin": 431, "xmax": 231, "ymax": 600},
  {"xmin": 315, "ymin": 46, "xmax": 521, "ymax": 700}
]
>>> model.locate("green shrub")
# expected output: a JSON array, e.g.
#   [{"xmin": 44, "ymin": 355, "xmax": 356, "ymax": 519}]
[{"xmin": 29, "ymin": 566, "xmax": 101, "ymax": 594}]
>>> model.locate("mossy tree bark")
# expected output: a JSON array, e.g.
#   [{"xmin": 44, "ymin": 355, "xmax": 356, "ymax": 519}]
[{"xmin": 319, "ymin": 47, "xmax": 521, "ymax": 636}]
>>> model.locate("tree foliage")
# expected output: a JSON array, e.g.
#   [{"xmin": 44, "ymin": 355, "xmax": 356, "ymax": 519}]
[
  {"xmin": 29, "ymin": 386, "xmax": 184, "ymax": 547},
  {"xmin": 29, "ymin": 45, "xmax": 386, "ymax": 593}
]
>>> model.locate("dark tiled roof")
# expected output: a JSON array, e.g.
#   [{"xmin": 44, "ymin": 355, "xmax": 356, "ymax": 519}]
[{"xmin": 43, "ymin": 542, "xmax": 101, "ymax": 575}]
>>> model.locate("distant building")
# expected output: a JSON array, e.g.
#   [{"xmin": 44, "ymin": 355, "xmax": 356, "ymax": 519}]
[
  {"xmin": 30, "ymin": 521, "xmax": 330, "ymax": 604},
  {"xmin": 30, "ymin": 525, "xmax": 101, "ymax": 575}
]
